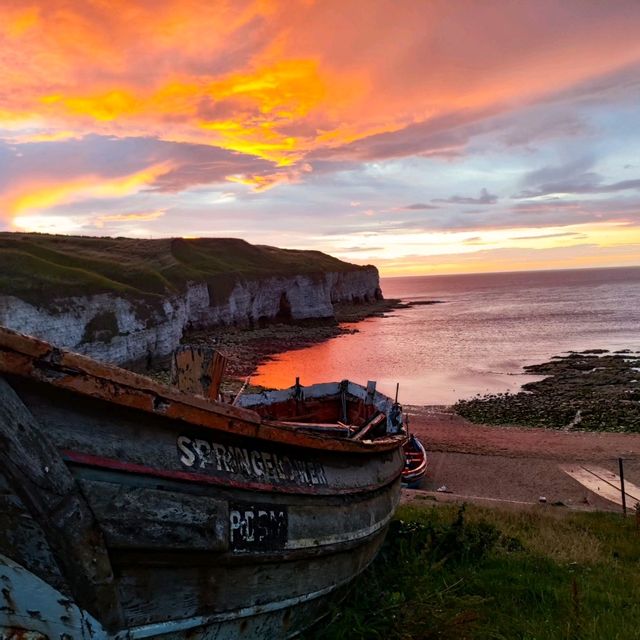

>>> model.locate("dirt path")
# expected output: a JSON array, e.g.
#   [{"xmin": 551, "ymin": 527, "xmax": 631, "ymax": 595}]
[{"xmin": 406, "ymin": 407, "xmax": 640, "ymax": 511}]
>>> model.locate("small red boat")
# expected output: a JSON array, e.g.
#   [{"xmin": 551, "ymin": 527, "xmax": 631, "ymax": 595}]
[{"xmin": 402, "ymin": 434, "xmax": 428, "ymax": 487}]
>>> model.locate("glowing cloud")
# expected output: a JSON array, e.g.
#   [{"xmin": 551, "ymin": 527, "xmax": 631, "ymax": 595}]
[
  {"xmin": 5, "ymin": 162, "xmax": 174, "ymax": 223},
  {"xmin": 93, "ymin": 209, "xmax": 167, "ymax": 227},
  {"xmin": 329, "ymin": 221, "xmax": 640, "ymax": 274},
  {"xmin": 12, "ymin": 214, "xmax": 81, "ymax": 234},
  {"xmin": 4, "ymin": 0, "xmax": 638, "ymax": 168}
]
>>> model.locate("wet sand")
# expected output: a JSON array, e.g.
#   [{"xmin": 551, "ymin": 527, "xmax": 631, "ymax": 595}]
[{"xmin": 407, "ymin": 407, "xmax": 640, "ymax": 511}]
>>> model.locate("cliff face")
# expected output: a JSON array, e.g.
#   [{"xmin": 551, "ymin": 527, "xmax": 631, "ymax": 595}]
[{"xmin": 0, "ymin": 267, "xmax": 381, "ymax": 368}]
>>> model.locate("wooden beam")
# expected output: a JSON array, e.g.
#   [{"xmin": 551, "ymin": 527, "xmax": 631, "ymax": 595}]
[
  {"xmin": 170, "ymin": 345, "xmax": 228, "ymax": 400},
  {"xmin": 352, "ymin": 413, "xmax": 386, "ymax": 441}
]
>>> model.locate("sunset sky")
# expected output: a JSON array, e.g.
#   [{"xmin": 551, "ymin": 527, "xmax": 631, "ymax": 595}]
[{"xmin": 1, "ymin": 0, "xmax": 640, "ymax": 275}]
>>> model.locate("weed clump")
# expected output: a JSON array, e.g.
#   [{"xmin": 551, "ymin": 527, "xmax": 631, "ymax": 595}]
[{"xmin": 309, "ymin": 505, "xmax": 501, "ymax": 640}]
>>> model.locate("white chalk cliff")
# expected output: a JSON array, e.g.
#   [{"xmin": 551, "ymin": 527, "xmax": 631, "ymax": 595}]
[{"xmin": 0, "ymin": 267, "xmax": 381, "ymax": 368}]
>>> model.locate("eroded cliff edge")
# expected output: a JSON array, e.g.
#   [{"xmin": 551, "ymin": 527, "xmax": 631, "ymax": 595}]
[{"xmin": 0, "ymin": 234, "xmax": 381, "ymax": 367}]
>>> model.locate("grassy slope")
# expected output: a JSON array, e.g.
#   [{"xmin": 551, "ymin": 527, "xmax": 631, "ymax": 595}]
[
  {"xmin": 311, "ymin": 503, "xmax": 640, "ymax": 640},
  {"xmin": 0, "ymin": 233, "xmax": 368, "ymax": 305}
]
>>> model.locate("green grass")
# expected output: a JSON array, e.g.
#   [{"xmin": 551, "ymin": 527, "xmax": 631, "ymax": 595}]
[
  {"xmin": 0, "ymin": 233, "xmax": 369, "ymax": 305},
  {"xmin": 309, "ymin": 504, "xmax": 640, "ymax": 640}
]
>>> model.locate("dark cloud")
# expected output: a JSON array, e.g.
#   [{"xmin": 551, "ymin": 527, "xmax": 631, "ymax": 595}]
[
  {"xmin": 336, "ymin": 246, "xmax": 385, "ymax": 252},
  {"xmin": 520, "ymin": 156, "xmax": 596, "ymax": 187},
  {"xmin": 322, "ymin": 197, "xmax": 640, "ymax": 238},
  {"xmin": 308, "ymin": 107, "xmax": 499, "ymax": 163},
  {"xmin": 536, "ymin": 60, "xmax": 640, "ymax": 109},
  {"xmin": 196, "ymin": 96, "xmax": 251, "ymax": 121},
  {"xmin": 432, "ymin": 188, "xmax": 498, "ymax": 205},
  {"xmin": 498, "ymin": 110, "xmax": 588, "ymax": 147},
  {"xmin": 0, "ymin": 135, "xmax": 273, "ymax": 193},
  {"xmin": 305, "ymin": 60, "xmax": 640, "ymax": 168},
  {"xmin": 512, "ymin": 200, "xmax": 583, "ymax": 214},
  {"xmin": 513, "ymin": 175, "xmax": 640, "ymax": 199},
  {"xmin": 401, "ymin": 203, "xmax": 439, "ymax": 210},
  {"xmin": 513, "ymin": 156, "xmax": 606, "ymax": 199},
  {"xmin": 509, "ymin": 231, "xmax": 585, "ymax": 240}
]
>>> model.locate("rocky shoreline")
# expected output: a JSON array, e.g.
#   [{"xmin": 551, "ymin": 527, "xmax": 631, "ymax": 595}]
[
  {"xmin": 152, "ymin": 298, "xmax": 421, "ymax": 391},
  {"xmin": 454, "ymin": 350, "xmax": 640, "ymax": 432}
]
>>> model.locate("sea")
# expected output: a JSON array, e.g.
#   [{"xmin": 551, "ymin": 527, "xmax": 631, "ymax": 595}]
[{"xmin": 252, "ymin": 266, "xmax": 640, "ymax": 405}]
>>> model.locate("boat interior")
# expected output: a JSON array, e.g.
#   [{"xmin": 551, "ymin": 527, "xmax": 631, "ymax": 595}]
[{"xmin": 237, "ymin": 379, "xmax": 403, "ymax": 440}]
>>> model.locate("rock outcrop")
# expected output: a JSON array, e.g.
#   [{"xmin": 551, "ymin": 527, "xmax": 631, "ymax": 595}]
[{"xmin": 0, "ymin": 267, "xmax": 381, "ymax": 368}]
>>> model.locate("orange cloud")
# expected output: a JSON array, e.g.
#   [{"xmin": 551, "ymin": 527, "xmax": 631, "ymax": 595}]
[
  {"xmin": 5, "ymin": 162, "xmax": 174, "ymax": 221},
  {"xmin": 226, "ymin": 162, "xmax": 312, "ymax": 191},
  {"xmin": 4, "ymin": 0, "xmax": 638, "ymax": 174},
  {"xmin": 4, "ymin": 7, "xmax": 40, "ymax": 38},
  {"xmin": 3, "ymin": 129, "xmax": 84, "ymax": 144},
  {"xmin": 31, "ymin": 59, "xmax": 336, "ymax": 165}
]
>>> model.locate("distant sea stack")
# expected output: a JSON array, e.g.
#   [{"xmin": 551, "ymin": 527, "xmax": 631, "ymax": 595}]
[{"xmin": 0, "ymin": 233, "xmax": 382, "ymax": 368}]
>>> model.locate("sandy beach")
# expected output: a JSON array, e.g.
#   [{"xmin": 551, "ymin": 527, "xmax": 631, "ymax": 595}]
[{"xmin": 407, "ymin": 407, "xmax": 640, "ymax": 511}]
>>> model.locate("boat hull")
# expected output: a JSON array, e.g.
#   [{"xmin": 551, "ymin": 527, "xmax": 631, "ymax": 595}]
[
  {"xmin": 0, "ymin": 374, "xmax": 403, "ymax": 639},
  {"xmin": 1, "ymin": 531, "xmax": 386, "ymax": 640}
]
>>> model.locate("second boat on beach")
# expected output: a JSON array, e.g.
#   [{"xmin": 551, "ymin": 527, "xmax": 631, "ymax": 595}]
[{"xmin": 402, "ymin": 434, "xmax": 428, "ymax": 488}]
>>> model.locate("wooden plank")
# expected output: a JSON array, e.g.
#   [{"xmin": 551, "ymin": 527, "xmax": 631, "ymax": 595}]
[
  {"xmin": 115, "ymin": 528, "xmax": 387, "ymax": 626},
  {"xmin": 285, "ymin": 481, "xmax": 399, "ymax": 550},
  {"xmin": 0, "ymin": 377, "xmax": 123, "ymax": 630},
  {"xmin": 365, "ymin": 380, "xmax": 376, "ymax": 405},
  {"xmin": 170, "ymin": 346, "xmax": 228, "ymax": 400},
  {"xmin": 560, "ymin": 464, "xmax": 640, "ymax": 506},
  {"xmin": 82, "ymin": 476, "xmax": 399, "ymax": 562},
  {"xmin": 0, "ymin": 472, "xmax": 69, "ymax": 596},
  {"xmin": 80, "ymin": 480, "xmax": 229, "ymax": 551},
  {"xmin": 0, "ymin": 328, "xmax": 51, "ymax": 359},
  {"xmin": 352, "ymin": 413, "xmax": 386, "ymax": 441},
  {"xmin": 0, "ymin": 554, "xmax": 106, "ymax": 640},
  {"xmin": 266, "ymin": 420, "xmax": 354, "ymax": 437},
  {"xmin": 209, "ymin": 350, "xmax": 227, "ymax": 399}
]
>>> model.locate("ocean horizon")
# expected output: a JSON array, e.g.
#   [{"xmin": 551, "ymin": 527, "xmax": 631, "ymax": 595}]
[{"xmin": 253, "ymin": 265, "xmax": 640, "ymax": 405}]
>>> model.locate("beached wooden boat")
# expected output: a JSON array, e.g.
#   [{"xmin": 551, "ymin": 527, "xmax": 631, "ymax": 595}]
[
  {"xmin": 402, "ymin": 435, "xmax": 428, "ymax": 488},
  {"xmin": 0, "ymin": 327, "xmax": 406, "ymax": 640}
]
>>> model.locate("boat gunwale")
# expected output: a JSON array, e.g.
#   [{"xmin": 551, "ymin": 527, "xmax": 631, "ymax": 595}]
[{"xmin": 0, "ymin": 327, "xmax": 406, "ymax": 454}]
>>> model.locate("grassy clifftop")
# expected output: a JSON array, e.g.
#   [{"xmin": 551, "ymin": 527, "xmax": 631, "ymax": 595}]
[{"xmin": 0, "ymin": 233, "xmax": 370, "ymax": 305}]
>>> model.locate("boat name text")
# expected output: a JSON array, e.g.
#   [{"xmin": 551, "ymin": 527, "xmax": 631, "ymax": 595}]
[{"xmin": 177, "ymin": 435, "xmax": 328, "ymax": 486}]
